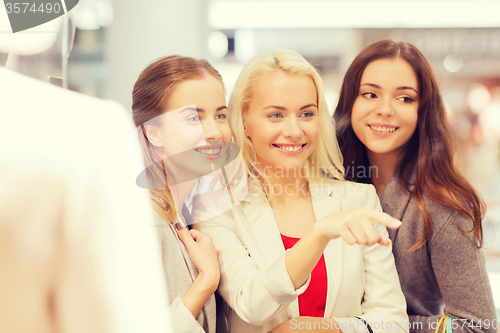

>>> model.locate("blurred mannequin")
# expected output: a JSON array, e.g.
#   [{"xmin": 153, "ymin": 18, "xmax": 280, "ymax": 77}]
[
  {"xmin": 0, "ymin": 2, "xmax": 74, "ymax": 86},
  {"xmin": 0, "ymin": 3, "xmax": 172, "ymax": 333}
]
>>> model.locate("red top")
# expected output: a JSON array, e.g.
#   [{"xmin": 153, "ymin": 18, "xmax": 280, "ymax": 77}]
[{"xmin": 281, "ymin": 234, "xmax": 328, "ymax": 317}]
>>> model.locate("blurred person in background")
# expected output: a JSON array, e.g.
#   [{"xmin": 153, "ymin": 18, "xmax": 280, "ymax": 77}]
[
  {"xmin": 132, "ymin": 55, "xmax": 235, "ymax": 333},
  {"xmin": 195, "ymin": 48, "xmax": 409, "ymax": 333},
  {"xmin": 335, "ymin": 39, "xmax": 497, "ymax": 333},
  {"xmin": 0, "ymin": 8, "xmax": 172, "ymax": 333}
]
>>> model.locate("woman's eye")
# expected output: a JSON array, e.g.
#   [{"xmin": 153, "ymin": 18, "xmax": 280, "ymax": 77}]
[
  {"xmin": 268, "ymin": 113, "xmax": 283, "ymax": 119},
  {"xmin": 187, "ymin": 114, "xmax": 200, "ymax": 123},
  {"xmin": 397, "ymin": 96, "xmax": 414, "ymax": 103},
  {"xmin": 300, "ymin": 111, "xmax": 315, "ymax": 118},
  {"xmin": 215, "ymin": 113, "xmax": 227, "ymax": 120},
  {"xmin": 362, "ymin": 92, "xmax": 377, "ymax": 99}
]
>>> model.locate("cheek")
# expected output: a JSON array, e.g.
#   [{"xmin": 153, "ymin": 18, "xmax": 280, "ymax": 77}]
[
  {"xmin": 350, "ymin": 111, "xmax": 364, "ymax": 138},
  {"xmin": 307, "ymin": 120, "xmax": 320, "ymax": 143},
  {"xmin": 351, "ymin": 99, "xmax": 364, "ymax": 124},
  {"xmin": 178, "ymin": 125, "xmax": 204, "ymax": 148},
  {"xmin": 403, "ymin": 110, "xmax": 418, "ymax": 133}
]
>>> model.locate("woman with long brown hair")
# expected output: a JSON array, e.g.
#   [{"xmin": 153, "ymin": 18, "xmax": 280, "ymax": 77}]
[
  {"xmin": 334, "ymin": 39, "xmax": 497, "ymax": 333},
  {"xmin": 132, "ymin": 55, "xmax": 231, "ymax": 333}
]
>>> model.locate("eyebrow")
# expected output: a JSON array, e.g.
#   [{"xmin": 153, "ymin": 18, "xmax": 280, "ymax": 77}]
[
  {"xmin": 180, "ymin": 106, "xmax": 227, "ymax": 113},
  {"xmin": 360, "ymin": 83, "xmax": 418, "ymax": 94},
  {"xmin": 263, "ymin": 103, "xmax": 318, "ymax": 111}
]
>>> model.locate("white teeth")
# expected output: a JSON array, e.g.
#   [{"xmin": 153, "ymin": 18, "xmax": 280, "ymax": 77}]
[
  {"xmin": 371, "ymin": 126, "xmax": 396, "ymax": 133},
  {"xmin": 276, "ymin": 145, "xmax": 302, "ymax": 152},
  {"xmin": 196, "ymin": 148, "xmax": 221, "ymax": 155}
]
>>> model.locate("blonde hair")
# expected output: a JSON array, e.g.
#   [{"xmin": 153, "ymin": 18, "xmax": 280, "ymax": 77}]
[{"xmin": 229, "ymin": 49, "xmax": 344, "ymax": 199}]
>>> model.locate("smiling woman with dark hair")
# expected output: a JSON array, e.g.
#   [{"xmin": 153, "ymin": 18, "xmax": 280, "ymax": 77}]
[{"xmin": 334, "ymin": 39, "xmax": 497, "ymax": 333}]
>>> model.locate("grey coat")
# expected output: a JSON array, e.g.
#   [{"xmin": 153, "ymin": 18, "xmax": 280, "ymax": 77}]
[
  {"xmin": 380, "ymin": 174, "xmax": 497, "ymax": 333},
  {"xmin": 153, "ymin": 212, "xmax": 217, "ymax": 333}
]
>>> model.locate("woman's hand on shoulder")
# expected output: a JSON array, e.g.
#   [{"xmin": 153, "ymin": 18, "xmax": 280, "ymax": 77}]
[
  {"xmin": 176, "ymin": 225, "xmax": 220, "ymax": 319},
  {"xmin": 175, "ymin": 224, "xmax": 220, "ymax": 291},
  {"xmin": 315, "ymin": 207, "xmax": 401, "ymax": 246}
]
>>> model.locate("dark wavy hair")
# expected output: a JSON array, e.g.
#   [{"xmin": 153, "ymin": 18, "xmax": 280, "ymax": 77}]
[{"xmin": 334, "ymin": 39, "xmax": 485, "ymax": 250}]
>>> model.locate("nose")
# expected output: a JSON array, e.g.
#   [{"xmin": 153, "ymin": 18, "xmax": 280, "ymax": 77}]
[
  {"xmin": 283, "ymin": 116, "xmax": 303, "ymax": 139},
  {"xmin": 376, "ymin": 97, "xmax": 395, "ymax": 117},
  {"xmin": 202, "ymin": 119, "xmax": 223, "ymax": 142}
]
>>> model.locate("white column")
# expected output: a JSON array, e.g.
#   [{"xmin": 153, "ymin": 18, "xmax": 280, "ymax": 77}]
[{"xmin": 105, "ymin": 0, "xmax": 210, "ymax": 110}]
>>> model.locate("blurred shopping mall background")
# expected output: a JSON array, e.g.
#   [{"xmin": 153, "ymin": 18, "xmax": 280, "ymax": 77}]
[{"xmin": 58, "ymin": 0, "xmax": 500, "ymax": 310}]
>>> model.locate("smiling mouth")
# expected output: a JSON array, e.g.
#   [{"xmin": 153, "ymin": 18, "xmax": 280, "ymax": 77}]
[
  {"xmin": 369, "ymin": 125, "xmax": 398, "ymax": 133},
  {"xmin": 194, "ymin": 146, "xmax": 222, "ymax": 156},
  {"xmin": 272, "ymin": 144, "xmax": 307, "ymax": 152}
]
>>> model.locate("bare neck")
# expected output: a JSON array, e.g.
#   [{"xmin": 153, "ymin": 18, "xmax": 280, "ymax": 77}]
[
  {"xmin": 366, "ymin": 150, "xmax": 399, "ymax": 197},
  {"xmin": 262, "ymin": 167, "xmax": 310, "ymax": 207}
]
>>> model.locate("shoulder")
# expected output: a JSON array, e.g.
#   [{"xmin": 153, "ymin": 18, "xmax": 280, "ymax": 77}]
[
  {"xmin": 394, "ymin": 185, "xmax": 476, "ymax": 245},
  {"xmin": 193, "ymin": 200, "xmax": 241, "ymax": 233},
  {"xmin": 422, "ymin": 195, "xmax": 476, "ymax": 245},
  {"xmin": 421, "ymin": 194, "xmax": 460, "ymax": 223},
  {"xmin": 152, "ymin": 209, "xmax": 172, "ymax": 226},
  {"xmin": 151, "ymin": 208, "xmax": 178, "ymax": 241}
]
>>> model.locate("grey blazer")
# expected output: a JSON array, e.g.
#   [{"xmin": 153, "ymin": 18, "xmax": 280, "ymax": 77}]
[
  {"xmin": 380, "ymin": 174, "xmax": 497, "ymax": 333},
  {"xmin": 153, "ymin": 212, "xmax": 216, "ymax": 333}
]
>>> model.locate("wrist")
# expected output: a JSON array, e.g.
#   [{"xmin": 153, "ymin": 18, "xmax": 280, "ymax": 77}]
[
  {"xmin": 183, "ymin": 274, "xmax": 217, "ymax": 319},
  {"xmin": 196, "ymin": 270, "xmax": 219, "ymax": 293},
  {"xmin": 312, "ymin": 221, "xmax": 331, "ymax": 245}
]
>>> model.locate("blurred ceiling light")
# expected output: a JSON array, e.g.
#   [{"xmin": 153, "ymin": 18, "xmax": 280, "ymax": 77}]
[
  {"xmin": 209, "ymin": 1, "xmax": 500, "ymax": 29},
  {"xmin": 479, "ymin": 87, "xmax": 500, "ymax": 143},
  {"xmin": 76, "ymin": 0, "xmax": 114, "ymax": 30},
  {"xmin": 208, "ymin": 31, "xmax": 229, "ymax": 58},
  {"xmin": 444, "ymin": 54, "xmax": 463, "ymax": 73},
  {"xmin": 234, "ymin": 29, "xmax": 256, "ymax": 64},
  {"xmin": 443, "ymin": 99, "xmax": 455, "ymax": 121},
  {"xmin": 467, "ymin": 84, "xmax": 492, "ymax": 114}
]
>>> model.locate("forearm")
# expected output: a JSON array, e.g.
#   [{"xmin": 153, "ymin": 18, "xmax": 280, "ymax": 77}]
[
  {"xmin": 169, "ymin": 297, "xmax": 206, "ymax": 333},
  {"xmin": 196, "ymin": 216, "xmax": 321, "ymax": 325},
  {"xmin": 284, "ymin": 224, "xmax": 330, "ymax": 289},
  {"xmin": 356, "ymin": 225, "xmax": 409, "ymax": 333},
  {"xmin": 182, "ymin": 272, "xmax": 218, "ymax": 319}
]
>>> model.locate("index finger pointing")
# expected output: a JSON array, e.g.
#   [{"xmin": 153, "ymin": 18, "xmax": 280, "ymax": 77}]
[{"xmin": 365, "ymin": 210, "xmax": 402, "ymax": 229}]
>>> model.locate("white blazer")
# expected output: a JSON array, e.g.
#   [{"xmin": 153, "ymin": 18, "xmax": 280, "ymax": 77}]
[{"xmin": 195, "ymin": 177, "xmax": 409, "ymax": 333}]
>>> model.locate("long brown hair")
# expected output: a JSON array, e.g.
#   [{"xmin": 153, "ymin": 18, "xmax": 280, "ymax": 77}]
[
  {"xmin": 132, "ymin": 55, "xmax": 223, "ymax": 222},
  {"xmin": 334, "ymin": 39, "xmax": 485, "ymax": 249}
]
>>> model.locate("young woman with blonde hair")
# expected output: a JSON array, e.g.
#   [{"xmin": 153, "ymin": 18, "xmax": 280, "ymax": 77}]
[{"xmin": 195, "ymin": 49, "xmax": 409, "ymax": 333}]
